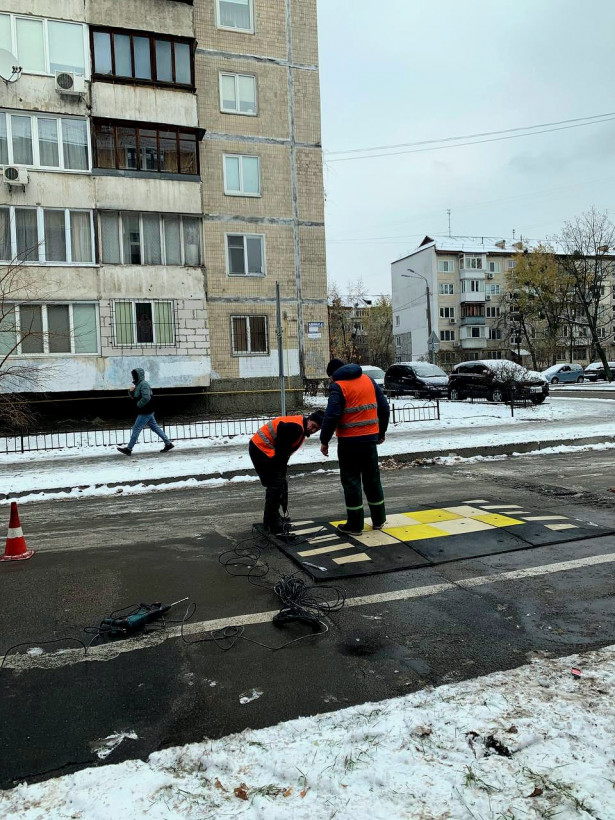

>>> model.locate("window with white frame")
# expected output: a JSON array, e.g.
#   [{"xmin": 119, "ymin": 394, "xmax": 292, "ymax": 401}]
[
  {"xmin": 231, "ymin": 315, "xmax": 268, "ymax": 354},
  {"xmin": 223, "ymin": 154, "xmax": 260, "ymax": 196},
  {"xmin": 0, "ymin": 302, "xmax": 98, "ymax": 355},
  {"xmin": 113, "ymin": 300, "xmax": 175, "ymax": 346},
  {"xmin": 216, "ymin": 0, "xmax": 254, "ymax": 33},
  {"xmin": 461, "ymin": 279, "xmax": 484, "ymax": 293},
  {"xmin": 507, "ymin": 259, "xmax": 516, "ymax": 269},
  {"xmin": 0, "ymin": 206, "xmax": 94, "ymax": 264},
  {"xmin": 0, "ymin": 13, "xmax": 88, "ymax": 76},
  {"xmin": 226, "ymin": 233, "xmax": 264, "ymax": 275},
  {"xmin": 488, "ymin": 260, "xmax": 501, "ymax": 273},
  {"xmin": 439, "ymin": 306, "xmax": 455, "ymax": 318},
  {"xmin": 486, "ymin": 283, "xmax": 500, "ymax": 295},
  {"xmin": 439, "ymin": 282, "xmax": 454, "ymax": 295},
  {"xmin": 100, "ymin": 212, "xmax": 202, "ymax": 266},
  {"xmin": 438, "ymin": 260, "xmax": 454, "ymax": 272},
  {"xmin": 470, "ymin": 326, "xmax": 482, "ymax": 338},
  {"xmin": 488, "ymin": 328, "xmax": 502, "ymax": 340},
  {"xmin": 486, "ymin": 306, "xmax": 500, "ymax": 318},
  {"xmin": 395, "ymin": 315, "xmax": 400, "ymax": 326},
  {"xmin": 463, "ymin": 255, "xmax": 483, "ymax": 270},
  {"xmin": 0, "ymin": 110, "xmax": 89, "ymax": 170},
  {"xmin": 440, "ymin": 330, "xmax": 455, "ymax": 341},
  {"xmin": 219, "ymin": 72, "xmax": 257, "ymax": 115}
]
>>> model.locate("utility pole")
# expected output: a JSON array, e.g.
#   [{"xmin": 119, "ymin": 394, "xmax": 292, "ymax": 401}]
[
  {"xmin": 425, "ymin": 283, "xmax": 433, "ymax": 363},
  {"xmin": 275, "ymin": 281, "xmax": 286, "ymax": 415}
]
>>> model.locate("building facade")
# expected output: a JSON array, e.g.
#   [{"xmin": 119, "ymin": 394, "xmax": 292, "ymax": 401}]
[
  {"xmin": 0, "ymin": 0, "xmax": 328, "ymax": 407},
  {"xmin": 391, "ymin": 235, "xmax": 615, "ymax": 367}
]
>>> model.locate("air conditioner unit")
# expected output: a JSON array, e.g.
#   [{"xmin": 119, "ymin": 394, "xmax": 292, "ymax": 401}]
[
  {"xmin": 487, "ymin": 272, "xmax": 494, "ymax": 279},
  {"xmin": 2, "ymin": 165, "xmax": 29, "ymax": 186},
  {"xmin": 449, "ymin": 318, "xmax": 456, "ymax": 325},
  {"xmin": 485, "ymin": 295, "xmax": 491, "ymax": 301},
  {"xmin": 55, "ymin": 71, "xmax": 86, "ymax": 96}
]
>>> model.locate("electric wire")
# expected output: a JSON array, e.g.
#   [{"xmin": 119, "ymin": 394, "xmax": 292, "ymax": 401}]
[{"xmin": 0, "ymin": 637, "xmax": 87, "ymax": 669}]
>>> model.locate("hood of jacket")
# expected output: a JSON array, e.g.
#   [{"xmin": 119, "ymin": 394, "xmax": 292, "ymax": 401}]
[
  {"xmin": 332, "ymin": 363, "xmax": 363, "ymax": 382},
  {"xmin": 131, "ymin": 368, "xmax": 145, "ymax": 385}
]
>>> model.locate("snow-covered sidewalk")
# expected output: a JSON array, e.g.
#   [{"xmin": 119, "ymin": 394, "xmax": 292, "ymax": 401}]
[
  {"xmin": 2, "ymin": 397, "xmax": 615, "ymax": 503},
  {"xmin": 2, "ymin": 644, "xmax": 613, "ymax": 819}
]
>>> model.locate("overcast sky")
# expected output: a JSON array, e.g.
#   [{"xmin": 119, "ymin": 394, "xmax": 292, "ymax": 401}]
[{"xmin": 316, "ymin": 0, "xmax": 615, "ymax": 295}]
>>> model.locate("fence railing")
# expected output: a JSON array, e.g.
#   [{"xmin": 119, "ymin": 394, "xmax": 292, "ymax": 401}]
[{"xmin": 0, "ymin": 402, "xmax": 439, "ymax": 455}]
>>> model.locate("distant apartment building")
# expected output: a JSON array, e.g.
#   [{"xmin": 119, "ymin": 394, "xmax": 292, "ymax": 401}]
[
  {"xmin": 391, "ymin": 235, "xmax": 615, "ymax": 366},
  {"xmin": 0, "ymin": 0, "xmax": 328, "ymax": 407}
]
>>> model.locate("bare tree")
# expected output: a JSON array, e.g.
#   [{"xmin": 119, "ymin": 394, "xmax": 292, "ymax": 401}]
[
  {"xmin": 557, "ymin": 208, "xmax": 615, "ymax": 379},
  {"xmin": 327, "ymin": 279, "xmax": 369, "ymax": 363},
  {"xmin": 364, "ymin": 294, "xmax": 393, "ymax": 369}
]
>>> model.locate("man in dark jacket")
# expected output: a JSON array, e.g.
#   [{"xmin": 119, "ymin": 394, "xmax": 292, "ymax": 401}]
[
  {"xmin": 117, "ymin": 368, "xmax": 174, "ymax": 456},
  {"xmin": 320, "ymin": 359, "xmax": 389, "ymax": 535},
  {"xmin": 250, "ymin": 410, "xmax": 324, "ymax": 535}
]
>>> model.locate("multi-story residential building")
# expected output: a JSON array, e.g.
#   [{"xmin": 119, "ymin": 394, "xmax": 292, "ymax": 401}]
[
  {"xmin": 0, "ymin": 0, "xmax": 328, "ymax": 413},
  {"xmin": 391, "ymin": 235, "xmax": 615, "ymax": 367}
]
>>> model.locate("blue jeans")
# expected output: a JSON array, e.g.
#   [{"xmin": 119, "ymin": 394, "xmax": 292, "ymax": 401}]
[{"xmin": 128, "ymin": 413, "xmax": 170, "ymax": 450}]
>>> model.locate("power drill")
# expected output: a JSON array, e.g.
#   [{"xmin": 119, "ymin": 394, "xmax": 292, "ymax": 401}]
[{"xmin": 101, "ymin": 598, "xmax": 187, "ymax": 637}]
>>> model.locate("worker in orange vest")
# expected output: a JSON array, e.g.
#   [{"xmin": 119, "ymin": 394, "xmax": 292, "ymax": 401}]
[
  {"xmin": 250, "ymin": 410, "xmax": 325, "ymax": 535},
  {"xmin": 320, "ymin": 359, "xmax": 390, "ymax": 535}
]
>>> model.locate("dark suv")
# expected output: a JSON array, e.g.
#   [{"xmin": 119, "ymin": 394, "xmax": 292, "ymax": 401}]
[
  {"xmin": 384, "ymin": 362, "xmax": 449, "ymax": 397},
  {"xmin": 448, "ymin": 360, "xmax": 549, "ymax": 404}
]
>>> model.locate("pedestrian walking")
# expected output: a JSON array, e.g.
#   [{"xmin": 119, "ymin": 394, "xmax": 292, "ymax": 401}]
[
  {"xmin": 117, "ymin": 368, "xmax": 174, "ymax": 456},
  {"xmin": 249, "ymin": 410, "xmax": 324, "ymax": 536},
  {"xmin": 320, "ymin": 359, "xmax": 389, "ymax": 535}
]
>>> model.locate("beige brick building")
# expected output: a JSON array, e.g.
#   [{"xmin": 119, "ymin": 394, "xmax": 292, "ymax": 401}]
[{"xmin": 0, "ymin": 0, "xmax": 328, "ymax": 410}]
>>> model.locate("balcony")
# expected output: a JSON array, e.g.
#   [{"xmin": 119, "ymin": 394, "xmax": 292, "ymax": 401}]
[
  {"xmin": 460, "ymin": 291, "xmax": 486, "ymax": 304},
  {"xmin": 459, "ymin": 268, "xmax": 486, "ymax": 279},
  {"xmin": 460, "ymin": 337, "xmax": 485, "ymax": 349},
  {"xmin": 460, "ymin": 316, "xmax": 485, "ymax": 325}
]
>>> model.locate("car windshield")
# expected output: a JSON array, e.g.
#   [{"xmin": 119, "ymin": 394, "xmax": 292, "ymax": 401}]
[
  {"xmin": 411, "ymin": 364, "xmax": 447, "ymax": 377},
  {"xmin": 362, "ymin": 367, "xmax": 385, "ymax": 379}
]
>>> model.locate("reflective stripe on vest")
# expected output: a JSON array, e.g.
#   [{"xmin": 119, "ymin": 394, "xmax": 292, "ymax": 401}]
[
  {"xmin": 336, "ymin": 374, "xmax": 380, "ymax": 438},
  {"xmin": 251, "ymin": 415, "xmax": 305, "ymax": 457}
]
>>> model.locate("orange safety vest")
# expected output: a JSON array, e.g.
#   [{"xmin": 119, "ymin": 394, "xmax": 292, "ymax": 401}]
[
  {"xmin": 336, "ymin": 374, "xmax": 380, "ymax": 438},
  {"xmin": 251, "ymin": 415, "xmax": 306, "ymax": 458}
]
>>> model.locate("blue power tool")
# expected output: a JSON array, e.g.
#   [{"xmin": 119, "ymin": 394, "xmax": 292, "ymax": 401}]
[{"xmin": 101, "ymin": 598, "xmax": 188, "ymax": 637}]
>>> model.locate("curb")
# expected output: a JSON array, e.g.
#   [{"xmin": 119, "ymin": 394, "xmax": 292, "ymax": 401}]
[{"xmin": 3, "ymin": 434, "xmax": 614, "ymax": 502}]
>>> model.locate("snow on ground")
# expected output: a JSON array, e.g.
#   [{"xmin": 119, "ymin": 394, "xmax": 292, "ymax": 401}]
[
  {"xmin": 2, "ymin": 644, "xmax": 614, "ymax": 819},
  {"xmin": 2, "ymin": 397, "xmax": 615, "ymax": 502}
]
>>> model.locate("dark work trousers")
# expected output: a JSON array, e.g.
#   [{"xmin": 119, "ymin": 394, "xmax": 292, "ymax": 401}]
[
  {"xmin": 249, "ymin": 441, "xmax": 287, "ymax": 529},
  {"xmin": 337, "ymin": 438, "xmax": 386, "ymax": 530}
]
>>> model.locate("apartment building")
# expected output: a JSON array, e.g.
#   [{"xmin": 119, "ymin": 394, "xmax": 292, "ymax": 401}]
[
  {"xmin": 391, "ymin": 235, "xmax": 615, "ymax": 367},
  {"xmin": 0, "ymin": 0, "xmax": 328, "ymax": 409}
]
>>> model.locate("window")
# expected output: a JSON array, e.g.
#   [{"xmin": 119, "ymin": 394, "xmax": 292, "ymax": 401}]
[
  {"xmin": 438, "ymin": 260, "xmax": 454, "ymax": 273},
  {"xmin": 486, "ymin": 306, "xmax": 500, "ymax": 318},
  {"xmin": 440, "ymin": 330, "xmax": 455, "ymax": 341},
  {"xmin": 100, "ymin": 212, "xmax": 202, "ymax": 266},
  {"xmin": 1, "ymin": 14, "xmax": 87, "ymax": 76},
  {"xmin": 507, "ymin": 260, "xmax": 516, "ymax": 269},
  {"xmin": 93, "ymin": 121, "xmax": 199, "ymax": 175},
  {"xmin": 226, "ymin": 234, "xmax": 264, "ymax": 275},
  {"xmin": 0, "ymin": 302, "xmax": 98, "ymax": 355},
  {"xmin": 461, "ymin": 279, "xmax": 484, "ymax": 293},
  {"xmin": 91, "ymin": 28, "xmax": 194, "ymax": 87},
  {"xmin": 113, "ymin": 300, "xmax": 175, "ymax": 346},
  {"xmin": 0, "ymin": 207, "xmax": 94, "ymax": 264},
  {"xmin": 395, "ymin": 315, "xmax": 400, "ymax": 326},
  {"xmin": 461, "ymin": 304, "xmax": 484, "ymax": 318},
  {"xmin": 463, "ymin": 255, "xmax": 483, "ymax": 270},
  {"xmin": 488, "ymin": 328, "xmax": 502, "ymax": 340},
  {"xmin": 223, "ymin": 154, "xmax": 260, "ymax": 196},
  {"xmin": 488, "ymin": 261, "xmax": 501, "ymax": 273},
  {"xmin": 439, "ymin": 283, "xmax": 454, "ymax": 295},
  {"xmin": 216, "ymin": 0, "xmax": 254, "ymax": 33},
  {"xmin": 439, "ymin": 307, "xmax": 455, "ymax": 318},
  {"xmin": 220, "ymin": 72, "xmax": 257, "ymax": 115},
  {"xmin": 486, "ymin": 284, "xmax": 501, "ymax": 295},
  {"xmin": 231, "ymin": 315, "xmax": 268, "ymax": 355},
  {"xmin": 0, "ymin": 111, "xmax": 89, "ymax": 170},
  {"xmin": 470, "ymin": 326, "xmax": 482, "ymax": 338}
]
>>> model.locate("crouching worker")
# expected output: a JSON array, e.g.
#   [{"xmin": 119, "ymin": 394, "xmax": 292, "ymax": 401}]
[{"xmin": 249, "ymin": 410, "xmax": 325, "ymax": 536}]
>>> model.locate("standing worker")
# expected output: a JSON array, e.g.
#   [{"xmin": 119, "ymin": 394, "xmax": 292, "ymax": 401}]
[
  {"xmin": 117, "ymin": 368, "xmax": 174, "ymax": 456},
  {"xmin": 320, "ymin": 359, "xmax": 389, "ymax": 535},
  {"xmin": 250, "ymin": 410, "xmax": 324, "ymax": 536}
]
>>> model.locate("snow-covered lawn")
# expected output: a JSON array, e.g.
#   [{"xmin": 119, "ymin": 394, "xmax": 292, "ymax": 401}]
[{"xmin": 2, "ymin": 645, "xmax": 613, "ymax": 819}]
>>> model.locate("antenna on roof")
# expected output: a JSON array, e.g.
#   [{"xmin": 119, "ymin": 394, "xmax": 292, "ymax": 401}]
[
  {"xmin": 447, "ymin": 208, "xmax": 451, "ymax": 237},
  {"xmin": 512, "ymin": 228, "xmax": 516, "ymax": 240}
]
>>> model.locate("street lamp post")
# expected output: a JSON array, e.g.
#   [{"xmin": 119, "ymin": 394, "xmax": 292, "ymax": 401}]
[{"xmin": 401, "ymin": 269, "xmax": 434, "ymax": 363}]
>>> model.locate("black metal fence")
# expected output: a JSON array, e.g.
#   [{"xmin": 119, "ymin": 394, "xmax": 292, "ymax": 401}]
[{"xmin": 0, "ymin": 401, "xmax": 440, "ymax": 455}]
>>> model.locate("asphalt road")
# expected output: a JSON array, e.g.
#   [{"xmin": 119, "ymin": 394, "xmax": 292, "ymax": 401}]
[{"xmin": 1, "ymin": 448, "xmax": 615, "ymax": 789}]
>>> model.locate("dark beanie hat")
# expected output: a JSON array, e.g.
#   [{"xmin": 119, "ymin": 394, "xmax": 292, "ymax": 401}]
[
  {"xmin": 308, "ymin": 409, "xmax": 325, "ymax": 426},
  {"xmin": 326, "ymin": 358, "xmax": 345, "ymax": 377}
]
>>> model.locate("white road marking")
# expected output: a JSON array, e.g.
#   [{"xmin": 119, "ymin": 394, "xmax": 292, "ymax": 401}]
[{"xmin": 4, "ymin": 551, "xmax": 615, "ymax": 671}]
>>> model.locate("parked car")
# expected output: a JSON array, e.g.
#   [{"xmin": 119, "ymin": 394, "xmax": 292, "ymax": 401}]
[
  {"xmin": 583, "ymin": 361, "xmax": 615, "ymax": 382},
  {"xmin": 360, "ymin": 365, "xmax": 385, "ymax": 386},
  {"xmin": 541, "ymin": 363, "xmax": 584, "ymax": 384},
  {"xmin": 447, "ymin": 359, "xmax": 549, "ymax": 404},
  {"xmin": 384, "ymin": 362, "xmax": 449, "ymax": 397}
]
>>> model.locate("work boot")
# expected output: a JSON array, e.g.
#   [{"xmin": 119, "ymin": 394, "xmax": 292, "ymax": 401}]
[
  {"xmin": 117, "ymin": 446, "xmax": 132, "ymax": 456},
  {"xmin": 161, "ymin": 442, "xmax": 175, "ymax": 453},
  {"xmin": 337, "ymin": 522, "xmax": 363, "ymax": 536},
  {"xmin": 372, "ymin": 521, "xmax": 388, "ymax": 531}
]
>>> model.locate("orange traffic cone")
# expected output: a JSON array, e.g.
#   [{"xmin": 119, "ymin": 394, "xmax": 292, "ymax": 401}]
[{"xmin": 1, "ymin": 502, "xmax": 34, "ymax": 562}]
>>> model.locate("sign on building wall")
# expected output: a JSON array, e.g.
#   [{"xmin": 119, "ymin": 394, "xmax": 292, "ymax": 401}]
[{"xmin": 307, "ymin": 321, "xmax": 325, "ymax": 339}]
